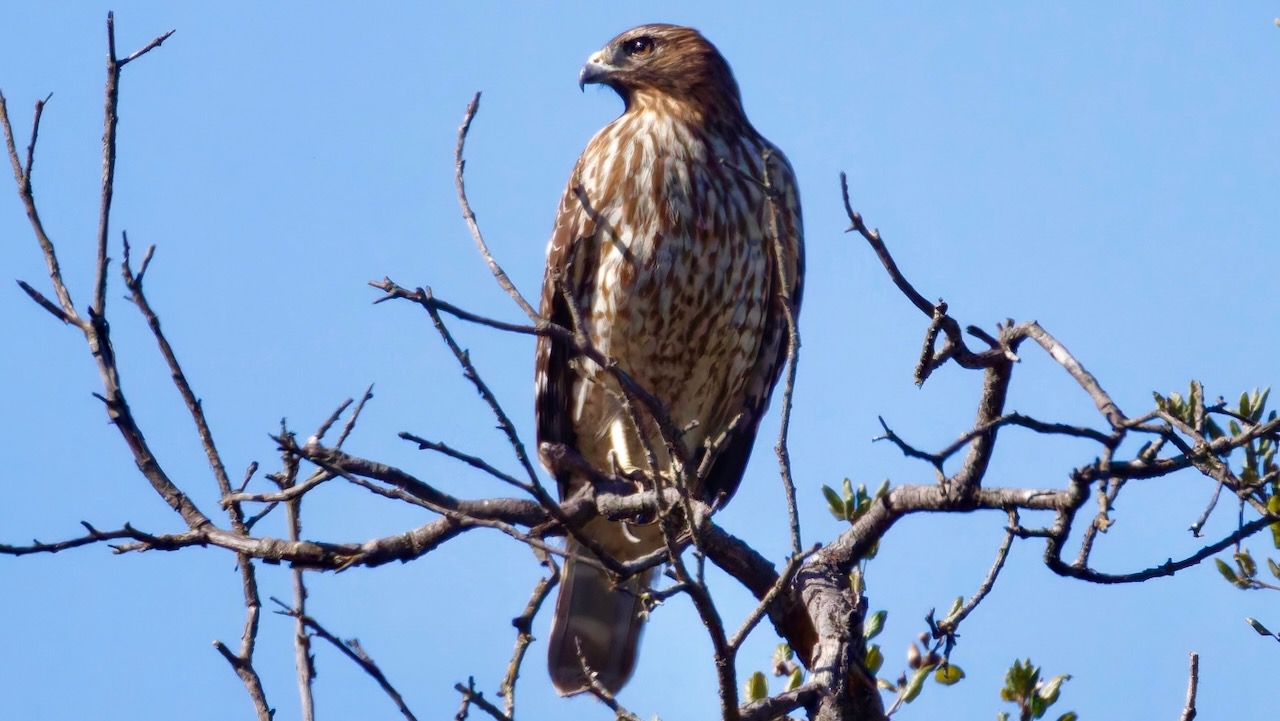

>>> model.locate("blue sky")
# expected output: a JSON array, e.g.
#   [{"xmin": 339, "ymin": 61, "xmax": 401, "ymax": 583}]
[{"xmin": 2, "ymin": 3, "xmax": 1277, "ymax": 720}]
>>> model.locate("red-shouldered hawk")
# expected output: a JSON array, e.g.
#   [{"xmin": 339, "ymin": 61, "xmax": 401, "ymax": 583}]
[{"xmin": 535, "ymin": 23, "xmax": 804, "ymax": 696}]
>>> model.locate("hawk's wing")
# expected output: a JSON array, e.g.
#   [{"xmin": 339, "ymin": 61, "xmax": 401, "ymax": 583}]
[
  {"xmin": 696, "ymin": 146, "xmax": 805, "ymax": 507},
  {"xmin": 535, "ymin": 163, "xmax": 598, "ymax": 498}
]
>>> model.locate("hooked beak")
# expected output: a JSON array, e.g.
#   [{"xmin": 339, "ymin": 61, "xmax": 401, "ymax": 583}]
[{"xmin": 578, "ymin": 50, "xmax": 614, "ymax": 91}]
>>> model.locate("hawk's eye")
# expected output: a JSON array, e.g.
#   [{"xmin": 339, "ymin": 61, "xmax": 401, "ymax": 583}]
[{"xmin": 623, "ymin": 36, "xmax": 654, "ymax": 57}]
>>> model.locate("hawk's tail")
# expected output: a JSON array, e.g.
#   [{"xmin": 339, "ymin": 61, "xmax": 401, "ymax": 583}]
[{"xmin": 547, "ymin": 537, "xmax": 650, "ymax": 696}]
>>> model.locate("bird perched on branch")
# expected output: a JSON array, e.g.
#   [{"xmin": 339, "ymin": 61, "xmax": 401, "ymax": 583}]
[{"xmin": 535, "ymin": 23, "xmax": 804, "ymax": 696}]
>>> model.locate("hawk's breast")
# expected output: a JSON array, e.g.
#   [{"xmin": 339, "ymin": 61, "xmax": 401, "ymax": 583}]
[{"xmin": 574, "ymin": 109, "xmax": 777, "ymax": 457}]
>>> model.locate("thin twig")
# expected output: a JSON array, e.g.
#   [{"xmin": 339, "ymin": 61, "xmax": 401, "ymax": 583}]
[
  {"xmin": 452, "ymin": 93, "xmax": 538, "ymax": 320},
  {"xmin": 728, "ymin": 549, "xmax": 813, "ymax": 652},
  {"xmin": 123, "ymin": 236, "xmax": 242, "ymax": 531},
  {"xmin": 399, "ymin": 432, "xmax": 533, "ymax": 493},
  {"xmin": 840, "ymin": 172, "xmax": 931, "ymax": 316},
  {"xmin": 739, "ymin": 681, "xmax": 822, "ymax": 721},
  {"xmin": 933, "ymin": 411, "xmax": 1115, "ymax": 463},
  {"xmin": 1179, "ymin": 652, "xmax": 1199, "ymax": 721},
  {"xmin": 760, "ymin": 148, "xmax": 804, "ymax": 557},
  {"xmin": 14, "ymin": 279, "xmax": 75, "ymax": 325},
  {"xmin": 935, "ymin": 511, "xmax": 1016, "ymax": 637},
  {"xmin": 335, "ymin": 384, "xmax": 374, "ymax": 448},
  {"xmin": 213, "ymin": 552, "xmax": 273, "ymax": 721},
  {"xmin": 0, "ymin": 521, "xmax": 150, "ymax": 556},
  {"xmin": 224, "ymin": 472, "xmax": 334, "ymax": 507},
  {"xmin": 2, "ymin": 90, "xmax": 83, "ymax": 326},
  {"xmin": 311, "ymin": 396, "xmax": 354, "ymax": 445},
  {"xmin": 499, "ymin": 549, "xmax": 560, "ymax": 718},
  {"xmin": 875, "ymin": 415, "xmax": 943, "ymax": 469},
  {"xmin": 271, "ymin": 431, "xmax": 316, "ymax": 721},
  {"xmin": 578, "ymin": 648, "xmax": 644, "ymax": 721},
  {"xmin": 454, "ymin": 678, "xmax": 512, "ymax": 721},
  {"xmin": 418, "ymin": 287, "xmax": 546, "ymax": 494},
  {"xmin": 274, "ymin": 599, "xmax": 419, "ymax": 721}
]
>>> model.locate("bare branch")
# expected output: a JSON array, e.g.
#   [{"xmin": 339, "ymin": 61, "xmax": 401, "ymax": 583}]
[
  {"xmin": 122, "ymin": 235, "xmax": 241, "ymax": 531},
  {"xmin": 274, "ymin": 599, "xmax": 419, "ymax": 721},
  {"xmin": 213, "ymin": 553, "xmax": 273, "ymax": 721},
  {"xmin": 841, "ymin": 171, "xmax": 932, "ymax": 318},
  {"xmin": 935, "ymin": 511, "xmax": 1016, "ymax": 638},
  {"xmin": 15, "ymin": 279, "xmax": 75, "ymax": 325},
  {"xmin": 268, "ymin": 434, "xmax": 316, "ymax": 721},
  {"xmin": 0, "ymin": 521, "xmax": 151, "ymax": 556},
  {"xmin": 499, "ymin": 549, "xmax": 559, "ymax": 718},
  {"xmin": 1179, "ymin": 652, "xmax": 1199, "ymax": 721},
  {"xmin": 452, "ymin": 92, "xmax": 539, "ymax": 321},
  {"xmin": 2, "ymin": 90, "xmax": 83, "ymax": 326},
  {"xmin": 96, "ymin": 15, "xmax": 175, "ymax": 316},
  {"xmin": 875, "ymin": 416, "xmax": 943, "ymax": 470},
  {"xmin": 400, "ymin": 432, "xmax": 533, "ymax": 494},
  {"xmin": 416, "ymin": 286, "xmax": 548, "ymax": 496},
  {"xmin": 454, "ymin": 678, "xmax": 512, "ymax": 721},
  {"xmin": 729, "ymin": 548, "xmax": 813, "ymax": 652},
  {"xmin": 740, "ymin": 681, "xmax": 822, "ymax": 721},
  {"xmin": 577, "ymin": 651, "xmax": 644, "ymax": 721},
  {"xmin": 310, "ymin": 396, "xmax": 354, "ymax": 445},
  {"xmin": 335, "ymin": 384, "xmax": 374, "ymax": 448},
  {"xmin": 761, "ymin": 148, "xmax": 804, "ymax": 558},
  {"xmin": 1048, "ymin": 513, "xmax": 1279, "ymax": 584},
  {"xmin": 1019, "ymin": 322, "xmax": 1126, "ymax": 427}
]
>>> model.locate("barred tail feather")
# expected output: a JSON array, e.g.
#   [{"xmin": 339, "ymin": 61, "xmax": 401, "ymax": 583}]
[{"xmin": 547, "ymin": 537, "xmax": 650, "ymax": 696}]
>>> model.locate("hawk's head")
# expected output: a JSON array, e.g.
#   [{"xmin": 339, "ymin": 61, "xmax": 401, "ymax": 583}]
[{"xmin": 579, "ymin": 24, "xmax": 744, "ymax": 115}]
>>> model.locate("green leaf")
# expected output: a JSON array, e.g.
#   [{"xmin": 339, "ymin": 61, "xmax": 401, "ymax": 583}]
[
  {"xmin": 1190, "ymin": 380, "xmax": 1204, "ymax": 430},
  {"xmin": 947, "ymin": 595, "xmax": 964, "ymax": 618},
  {"xmin": 1056, "ymin": 713, "xmax": 1079, "ymax": 721},
  {"xmin": 875, "ymin": 478, "xmax": 890, "ymax": 499},
  {"xmin": 876, "ymin": 677, "xmax": 896, "ymax": 691},
  {"xmin": 821, "ymin": 484, "xmax": 846, "ymax": 520},
  {"xmin": 934, "ymin": 664, "xmax": 965, "ymax": 685},
  {"xmin": 1038, "ymin": 674, "xmax": 1072, "ymax": 705},
  {"xmin": 997, "ymin": 714, "xmax": 1009, "ymax": 721},
  {"xmin": 1247, "ymin": 617, "xmax": 1273, "ymax": 636},
  {"xmin": 849, "ymin": 568, "xmax": 865, "ymax": 597},
  {"xmin": 1268, "ymin": 496, "xmax": 1280, "ymax": 550},
  {"xmin": 1025, "ymin": 665, "xmax": 1041, "ymax": 696},
  {"xmin": 1268, "ymin": 558, "xmax": 1280, "ymax": 581},
  {"xmin": 744, "ymin": 671, "xmax": 768, "ymax": 702},
  {"xmin": 1215, "ymin": 558, "xmax": 1242, "ymax": 586},
  {"xmin": 865, "ymin": 644, "xmax": 884, "ymax": 675},
  {"xmin": 772, "ymin": 643, "xmax": 794, "ymax": 669},
  {"xmin": 1206, "ymin": 417, "xmax": 1225, "ymax": 440},
  {"xmin": 1240, "ymin": 391, "xmax": 1251, "ymax": 418},
  {"xmin": 901, "ymin": 664, "xmax": 936, "ymax": 703},
  {"xmin": 864, "ymin": 610, "xmax": 887, "ymax": 640},
  {"xmin": 785, "ymin": 665, "xmax": 803, "ymax": 692},
  {"xmin": 1235, "ymin": 550, "xmax": 1257, "ymax": 578}
]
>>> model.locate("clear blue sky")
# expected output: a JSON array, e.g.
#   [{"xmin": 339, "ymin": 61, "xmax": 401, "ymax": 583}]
[{"xmin": 2, "ymin": 3, "xmax": 1277, "ymax": 720}]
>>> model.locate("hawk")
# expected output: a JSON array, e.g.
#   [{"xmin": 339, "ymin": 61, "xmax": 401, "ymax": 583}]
[{"xmin": 535, "ymin": 23, "xmax": 804, "ymax": 696}]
